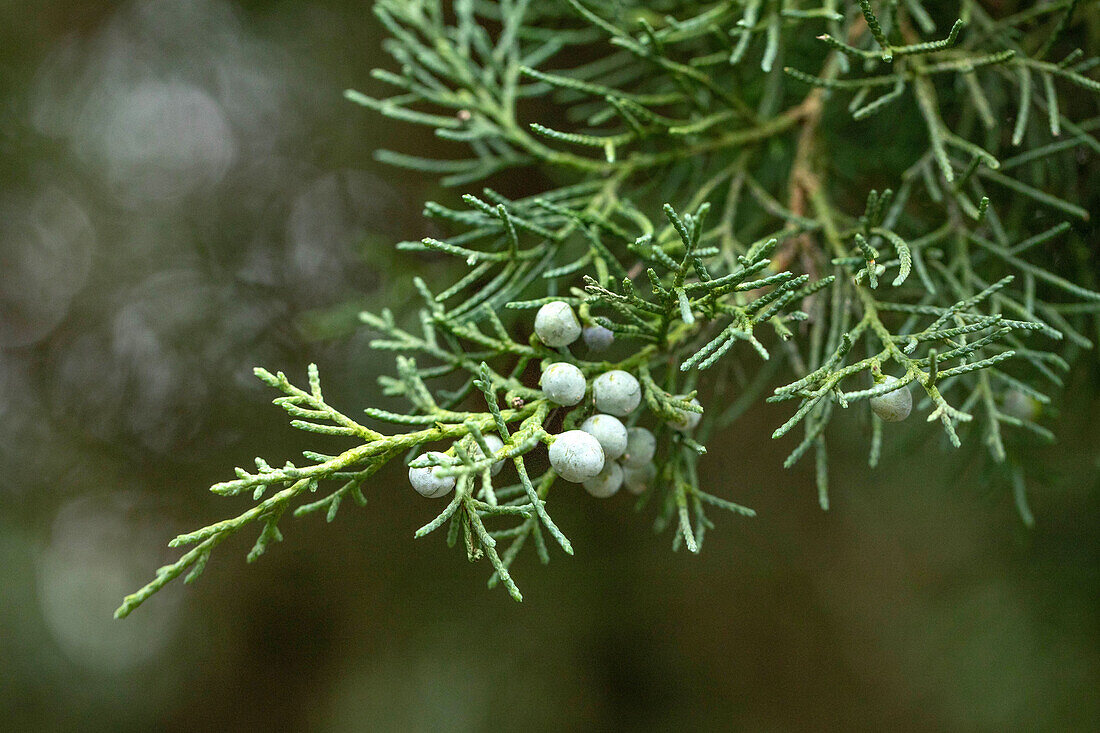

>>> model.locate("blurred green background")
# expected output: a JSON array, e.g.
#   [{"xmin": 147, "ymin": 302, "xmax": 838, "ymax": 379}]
[{"xmin": 0, "ymin": 2, "xmax": 1097, "ymax": 731}]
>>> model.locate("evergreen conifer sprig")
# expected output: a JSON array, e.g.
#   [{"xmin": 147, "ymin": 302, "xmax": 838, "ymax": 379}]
[{"xmin": 119, "ymin": 0, "xmax": 1099, "ymax": 617}]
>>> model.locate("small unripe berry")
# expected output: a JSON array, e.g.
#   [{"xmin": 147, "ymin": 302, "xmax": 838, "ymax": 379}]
[
  {"xmin": 1002, "ymin": 389, "xmax": 1041, "ymax": 421},
  {"xmin": 583, "ymin": 461, "xmax": 623, "ymax": 498},
  {"xmin": 622, "ymin": 462, "xmax": 656, "ymax": 495},
  {"xmin": 667, "ymin": 396, "xmax": 702, "ymax": 432},
  {"xmin": 548, "ymin": 430, "xmax": 605, "ymax": 483},
  {"xmin": 592, "ymin": 370, "xmax": 641, "ymax": 416},
  {"xmin": 869, "ymin": 375, "xmax": 912, "ymax": 422},
  {"xmin": 580, "ymin": 414, "xmax": 628, "ymax": 460},
  {"xmin": 534, "ymin": 301, "xmax": 581, "ymax": 348},
  {"xmin": 582, "ymin": 325, "xmax": 614, "ymax": 351},
  {"xmin": 471, "ymin": 434, "xmax": 506, "ymax": 476},
  {"xmin": 539, "ymin": 362, "xmax": 586, "ymax": 406},
  {"xmin": 408, "ymin": 452, "xmax": 455, "ymax": 498},
  {"xmin": 621, "ymin": 427, "xmax": 656, "ymax": 467}
]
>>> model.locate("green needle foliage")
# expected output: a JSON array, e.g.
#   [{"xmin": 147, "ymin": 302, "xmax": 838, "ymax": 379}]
[{"xmin": 118, "ymin": 0, "xmax": 1099, "ymax": 617}]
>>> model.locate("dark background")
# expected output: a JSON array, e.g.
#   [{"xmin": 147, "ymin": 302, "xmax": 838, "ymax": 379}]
[{"xmin": 1, "ymin": 2, "xmax": 1097, "ymax": 731}]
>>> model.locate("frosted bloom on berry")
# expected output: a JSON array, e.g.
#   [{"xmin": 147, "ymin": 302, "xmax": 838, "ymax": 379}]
[
  {"xmin": 1002, "ymin": 389, "xmax": 1042, "ymax": 422},
  {"xmin": 667, "ymin": 396, "xmax": 702, "ymax": 432},
  {"xmin": 592, "ymin": 370, "xmax": 641, "ymax": 416},
  {"xmin": 869, "ymin": 375, "xmax": 912, "ymax": 422},
  {"xmin": 539, "ymin": 362, "xmax": 586, "ymax": 406},
  {"xmin": 622, "ymin": 462, "xmax": 656, "ymax": 495},
  {"xmin": 534, "ymin": 301, "xmax": 581, "ymax": 348},
  {"xmin": 583, "ymin": 461, "xmax": 623, "ymax": 498},
  {"xmin": 470, "ymin": 434, "xmax": 506, "ymax": 476},
  {"xmin": 621, "ymin": 427, "xmax": 656, "ymax": 467},
  {"xmin": 582, "ymin": 324, "xmax": 614, "ymax": 351},
  {"xmin": 580, "ymin": 414, "xmax": 628, "ymax": 460},
  {"xmin": 408, "ymin": 452, "xmax": 456, "ymax": 498},
  {"xmin": 548, "ymin": 430, "xmax": 605, "ymax": 483}
]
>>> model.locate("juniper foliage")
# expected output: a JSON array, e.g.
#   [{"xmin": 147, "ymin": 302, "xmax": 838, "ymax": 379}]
[{"xmin": 118, "ymin": 0, "xmax": 1099, "ymax": 617}]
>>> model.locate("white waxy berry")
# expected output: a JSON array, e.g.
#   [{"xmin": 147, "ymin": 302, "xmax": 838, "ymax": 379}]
[
  {"xmin": 471, "ymin": 434, "xmax": 506, "ymax": 476},
  {"xmin": 582, "ymin": 325, "xmax": 614, "ymax": 351},
  {"xmin": 622, "ymin": 462, "xmax": 656, "ymax": 495},
  {"xmin": 583, "ymin": 461, "xmax": 623, "ymax": 498},
  {"xmin": 534, "ymin": 301, "xmax": 581, "ymax": 348},
  {"xmin": 592, "ymin": 370, "xmax": 641, "ymax": 416},
  {"xmin": 580, "ymin": 414, "xmax": 628, "ymax": 460},
  {"xmin": 539, "ymin": 362, "xmax": 586, "ymax": 406},
  {"xmin": 869, "ymin": 375, "xmax": 912, "ymax": 422},
  {"xmin": 667, "ymin": 396, "xmax": 702, "ymax": 432},
  {"xmin": 1002, "ymin": 389, "xmax": 1041, "ymax": 422},
  {"xmin": 408, "ymin": 451, "xmax": 455, "ymax": 498},
  {"xmin": 621, "ymin": 427, "xmax": 656, "ymax": 467},
  {"xmin": 548, "ymin": 430, "xmax": 605, "ymax": 483}
]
